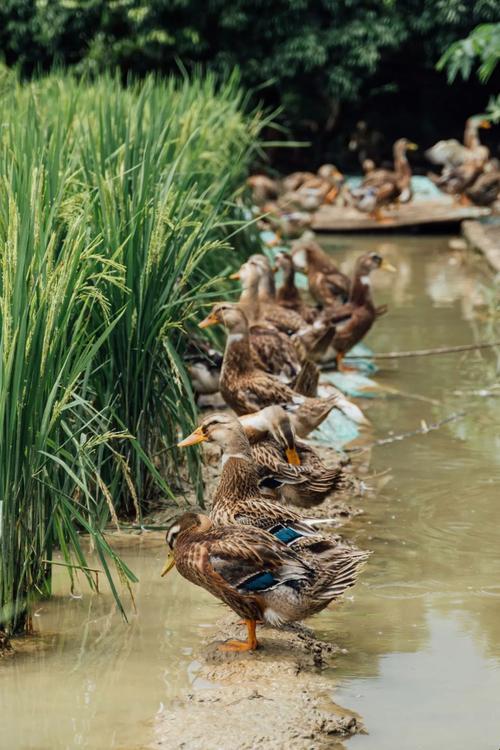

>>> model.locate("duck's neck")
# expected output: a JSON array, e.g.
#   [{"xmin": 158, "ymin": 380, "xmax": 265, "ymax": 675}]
[
  {"xmin": 349, "ymin": 271, "xmax": 374, "ymax": 309},
  {"xmin": 394, "ymin": 146, "xmax": 410, "ymax": 180},
  {"xmin": 464, "ymin": 121, "xmax": 480, "ymax": 150},
  {"xmin": 258, "ymin": 271, "xmax": 276, "ymax": 303},
  {"xmin": 280, "ymin": 263, "xmax": 300, "ymax": 302},
  {"xmin": 213, "ymin": 454, "xmax": 261, "ymax": 506},
  {"xmin": 309, "ymin": 246, "xmax": 338, "ymax": 273},
  {"xmin": 238, "ymin": 281, "xmax": 260, "ymax": 323},
  {"xmin": 222, "ymin": 325, "xmax": 253, "ymax": 375}
]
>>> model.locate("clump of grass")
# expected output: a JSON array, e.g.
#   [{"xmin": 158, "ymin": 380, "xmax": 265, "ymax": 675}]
[{"xmin": 0, "ymin": 69, "xmax": 264, "ymax": 634}]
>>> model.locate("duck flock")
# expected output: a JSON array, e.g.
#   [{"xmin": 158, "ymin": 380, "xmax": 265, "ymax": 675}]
[
  {"xmin": 247, "ymin": 116, "xmax": 498, "ymax": 237},
  {"xmin": 162, "ymin": 237, "xmax": 396, "ymax": 652}
]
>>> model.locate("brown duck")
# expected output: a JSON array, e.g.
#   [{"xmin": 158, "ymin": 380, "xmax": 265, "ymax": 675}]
[
  {"xmin": 291, "ymin": 234, "xmax": 351, "ymax": 306},
  {"xmin": 274, "ymin": 251, "xmax": 318, "ymax": 323},
  {"xmin": 233, "ymin": 256, "xmax": 307, "ymax": 335},
  {"xmin": 199, "ymin": 304, "xmax": 342, "ymax": 436},
  {"xmin": 162, "ymin": 511, "xmax": 367, "ymax": 651},
  {"xmin": 331, "ymin": 252, "xmax": 395, "ymax": 370},
  {"xmin": 239, "ymin": 405, "xmax": 347, "ymax": 508},
  {"xmin": 178, "ymin": 413, "xmax": 363, "ymax": 567}
]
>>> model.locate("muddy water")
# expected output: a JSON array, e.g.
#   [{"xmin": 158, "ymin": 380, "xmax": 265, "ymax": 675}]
[
  {"xmin": 2, "ymin": 234, "xmax": 500, "ymax": 750},
  {"xmin": 0, "ymin": 540, "xmax": 225, "ymax": 750},
  {"xmin": 320, "ymin": 234, "xmax": 500, "ymax": 749}
]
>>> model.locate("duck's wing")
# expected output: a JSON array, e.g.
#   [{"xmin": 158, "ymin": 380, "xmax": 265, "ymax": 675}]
[
  {"xmin": 207, "ymin": 530, "xmax": 312, "ymax": 593},
  {"xmin": 239, "ymin": 372, "xmax": 298, "ymax": 410}
]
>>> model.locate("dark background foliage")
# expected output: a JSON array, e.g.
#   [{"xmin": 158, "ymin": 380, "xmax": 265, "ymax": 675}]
[{"xmin": 1, "ymin": 0, "xmax": 499, "ymax": 169}]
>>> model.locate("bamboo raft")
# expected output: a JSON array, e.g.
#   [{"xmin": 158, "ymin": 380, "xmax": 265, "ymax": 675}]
[{"xmin": 312, "ymin": 201, "xmax": 490, "ymax": 233}]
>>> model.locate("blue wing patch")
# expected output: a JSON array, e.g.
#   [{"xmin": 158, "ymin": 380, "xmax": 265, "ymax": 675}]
[
  {"xmin": 270, "ymin": 525, "xmax": 303, "ymax": 545},
  {"xmin": 240, "ymin": 571, "xmax": 278, "ymax": 591}
]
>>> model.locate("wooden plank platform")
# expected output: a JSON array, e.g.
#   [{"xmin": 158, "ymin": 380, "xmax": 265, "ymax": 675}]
[{"xmin": 312, "ymin": 202, "xmax": 490, "ymax": 233}]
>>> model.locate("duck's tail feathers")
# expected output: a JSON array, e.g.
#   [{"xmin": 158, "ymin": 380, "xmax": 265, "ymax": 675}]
[
  {"xmin": 292, "ymin": 359, "xmax": 320, "ymax": 397},
  {"xmin": 302, "ymin": 467, "xmax": 345, "ymax": 494},
  {"xmin": 314, "ymin": 549, "xmax": 371, "ymax": 600}
]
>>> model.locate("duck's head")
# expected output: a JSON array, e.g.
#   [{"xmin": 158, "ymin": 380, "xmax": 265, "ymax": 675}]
[
  {"xmin": 239, "ymin": 405, "xmax": 301, "ymax": 465},
  {"xmin": 178, "ymin": 412, "xmax": 251, "ymax": 461},
  {"xmin": 273, "ymin": 251, "xmax": 294, "ymax": 273},
  {"xmin": 248, "ymin": 254, "xmax": 276, "ymax": 299},
  {"xmin": 362, "ymin": 158, "xmax": 376, "ymax": 174},
  {"xmin": 468, "ymin": 116, "xmax": 491, "ymax": 130},
  {"xmin": 394, "ymin": 138, "xmax": 418, "ymax": 158},
  {"xmin": 290, "ymin": 231, "xmax": 321, "ymax": 270},
  {"xmin": 317, "ymin": 163, "xmax": 344, "ymax": 183},
  {"xmin": 161, "ymin": 512, "xmax": 212, "ymax": 576},
  {"xmin": 199, "ymin": 303, "xmax": 249, "ymax": 333},
  {"xmin": 355, "ymin": 252, "xmax": 396, "ymax": 277},
  {"xmin": 229, "ymin": 259, "xmax": 262, "ymax": 292}
]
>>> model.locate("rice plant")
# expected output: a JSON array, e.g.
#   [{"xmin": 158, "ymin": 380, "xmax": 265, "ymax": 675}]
[{"xmin": 0, "ymin": 69, "xmax": 263, "ymax": 634}]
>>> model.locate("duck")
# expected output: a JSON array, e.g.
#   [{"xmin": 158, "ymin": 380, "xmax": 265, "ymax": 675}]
[
  {"xmin": 328, "ymin": 252, "xmax": 396, "ymax": 370},
  {"xmin": 237, "ymin": 254, "xmax": 358, "ymax": 366},
  {"xmin": 185, "ymin": 340, "xmax": 223, "ymax": 397},
  {"xmin": 161, "ymin": 511, "xmax": 368, "ymax": 651},
  {"xmin": 463, "ymin": 116, "xmax": 491, "ymax": 164},
  {"xmin": 232, "ymin": 256, "xmax": 308, "ymax": 335},
  {"xmin": 316, "ymin": 164, "xmax": 345, "ymax": 204},
  {"xmin": 247, "ymin": 253, "xmax": 278, "ymax": 304},
  {"xmin": 274, "ymin": 251, "xmax": 318, "ymax": 323},
  {"xmin": 428, "ymin": 159, "xmax": 484, "ymax": 203},
  {"xmin": 178, "ymin": 413, "xmax": 360, "ymax": 564},
  {"xmin": 426, "ymin": 117, "xmax": 491, "ymax": 202},
  {"xmin": 291, "ymin": 233, "xmax": 351, "ymax": 306},
  {"xmin": 247, "ymin": 174, "xmax": 280, "ymax": 206},
  {"xmin": 282, "ymin": 171, "xmax": 317, "ymax": 193},
  {"xmin": 351, "ymin": 138, "xmax": 418, "ymax": 220},
  {"xmin": 198, "ymin": 304, "xmax": 342, "ymax": 436},
  {"xmin": 238, "ymin": 405, "xmax": 347, "ymax": 508},
  {"xmin": 427, "ymin": 118, "xmax": 490, "ymax": 169},
  {"xmin": 260, "ymin": 206, "xmax": 313, "ymax": 239},
  {"xmin": 279, "ymin": 165, "xmax": 345, "ymax": 211},
  {"xmin": 465, "ymin": 161, "xmax": 500, "ymax": 206}
]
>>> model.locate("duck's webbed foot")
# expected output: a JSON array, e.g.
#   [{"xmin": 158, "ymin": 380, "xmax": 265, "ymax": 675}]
[{"xmin": 219, "ymin": 619, "xmax": 259, "ymax": 652}]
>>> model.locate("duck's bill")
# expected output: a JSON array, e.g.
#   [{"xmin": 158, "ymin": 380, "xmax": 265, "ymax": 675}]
[
  {"xmin": 178, "ymin": 426, "xmax": 207, "ymax": 447},
  {"xmin": 229, "ymin": 271, "xmax": 240, "ymax": 280},
  {"xmin": 407, "ymin": 142, "xmax": 418, "ymax": 150},
  {"xmin": 479, "ymin": 119, "xmax": 491, "ymax": 129},
  {"xmin": 199, "ymin": 313, "xmax": 219, "ymax": 328},
  {"xmin": 285, "ymin": 447, "xmax": 301, "ymax": 466},
  {"xmin": 380, "ymin": 259, "xmax": 397, "ymax": 272},
  {"xmin": 161, "ymin": 552, "xmax": 175, "ymax": 577}
]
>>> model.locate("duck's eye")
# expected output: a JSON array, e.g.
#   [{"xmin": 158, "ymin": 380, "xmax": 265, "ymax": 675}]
[{"xmin": 371, "ymin": 253, "xmax": 382, "ymax": 263}]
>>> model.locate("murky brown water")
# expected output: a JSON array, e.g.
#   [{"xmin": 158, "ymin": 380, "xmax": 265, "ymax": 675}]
[
  {"xmin": 2, "ymin": 234, "xmax": 500, "ymax": 750},
  {"xmin": 320, "ymin": 234, "xmax": 500, "ymax": 750}
]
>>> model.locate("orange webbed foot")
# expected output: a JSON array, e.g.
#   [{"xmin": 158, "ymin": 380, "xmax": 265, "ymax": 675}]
[
  {"xmin": 219, "ymin": 639, "xmax": 257, "ymax": 652},
  {"xmin": 219, "ymin": 619, "xmax": 259, "ymax": 651}
]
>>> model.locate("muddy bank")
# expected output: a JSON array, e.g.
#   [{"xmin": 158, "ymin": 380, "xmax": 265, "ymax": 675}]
[{"xmin": 150, "ymin": 616, "xmax": 364, "ymax": 750}]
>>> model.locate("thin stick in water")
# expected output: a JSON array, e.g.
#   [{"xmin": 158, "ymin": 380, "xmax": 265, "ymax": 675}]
[
  {"xmin": 347, "ymin": 411, "xmax": 466, "ymax": 453},
  {"xmin": 346, "ymin": 341, "xmax": 500, "ymax": 360}
]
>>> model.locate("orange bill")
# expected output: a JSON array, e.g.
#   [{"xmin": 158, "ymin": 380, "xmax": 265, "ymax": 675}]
[
  {"xmin": 285, "ymin": 447, "xmax": 301, "ymax": 466},
  {"xmin": 178, "ymin": 426, "xmax": 207, "ymax": 447},
  {"xmin": 198, "ymin": 312, "xmax": 219, "ymax": 328}
]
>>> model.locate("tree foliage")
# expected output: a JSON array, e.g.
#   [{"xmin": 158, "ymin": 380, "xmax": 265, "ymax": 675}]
[
  {"xmin": 1, "ymin": 0, "xmax": 499, "ymax": 137},
  {"xmin": 438, "ymin": 22, "xmax": 500, "ymax": 84}
]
